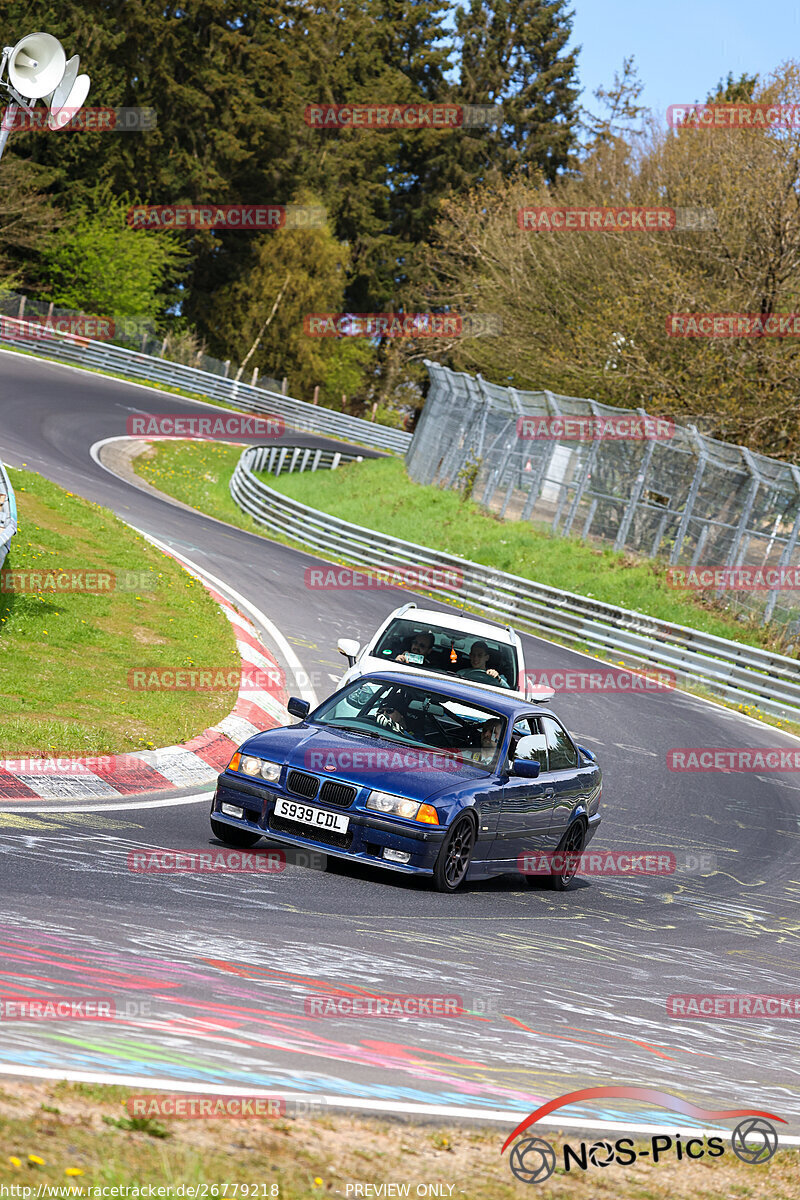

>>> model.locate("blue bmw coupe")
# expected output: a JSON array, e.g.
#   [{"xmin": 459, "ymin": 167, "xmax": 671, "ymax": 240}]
[{"xmin": 209, "ymin": 671, "xmax": 602, "ymax": 892}]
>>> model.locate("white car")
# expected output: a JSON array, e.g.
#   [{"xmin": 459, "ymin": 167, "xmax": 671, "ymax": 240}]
[{"xmin": 336, "ymin": 603, "xmax": 553, "ymax": 703}]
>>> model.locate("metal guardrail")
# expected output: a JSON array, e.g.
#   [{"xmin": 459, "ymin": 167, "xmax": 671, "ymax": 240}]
[
  {"xmin": 250, "ymin": 445, "xmax": 364, "ymax": 476},
  {"xmin": 0, "ymin": 459, "xmax": 17, "ymax": 570},
  {"xmin": 0, "ymin": 317, "xmax": 411, "ymax": 456},
  {"xmin": 231, "ymin": 445, "xmax": 800, "ymax": 723}
]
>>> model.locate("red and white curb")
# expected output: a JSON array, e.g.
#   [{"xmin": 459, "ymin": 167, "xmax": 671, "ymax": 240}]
[{"xmin": 0, "ymin": 590, "xmax": 289, "ymax": 802}]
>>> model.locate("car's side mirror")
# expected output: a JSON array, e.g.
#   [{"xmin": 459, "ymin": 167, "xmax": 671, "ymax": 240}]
[
  {"xmin": 511, "ymin": 759, "xmax": 541, "ymax": 778},
  {"xmin": 337, "ymin": 637, "xmax": 361, "ymax": 665},
  {"xmin": 287, "ymin": 696, "xmax": 310, "ymax": 720},
  {"xmin": 578, "ymin": 745, "xmax": 595, "ymax": 763}
]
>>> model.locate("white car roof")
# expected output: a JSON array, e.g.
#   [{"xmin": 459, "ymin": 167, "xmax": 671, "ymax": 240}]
[{"xmin": 390, "ymin": 606, "xmax": 518, "ymax": 644}]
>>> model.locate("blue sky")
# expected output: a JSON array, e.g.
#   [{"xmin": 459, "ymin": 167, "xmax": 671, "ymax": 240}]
[{"xmin": 571, "ymin": 0, "xmax": 800, "ymax": 123}]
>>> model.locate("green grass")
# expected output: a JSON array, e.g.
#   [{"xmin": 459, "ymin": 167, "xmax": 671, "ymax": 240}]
[
  {"xmin": 0, "ymin": 466, "xmax": 239, "ymax": 756},
  {"xmin": 131, "ymin": 442, "xmax": 786, "ymax": 654},
  {"xmin": 265, "ymin": 457, "xmax": 788, "ymax": 651},
  {"xmin": 132, "ymin": 440, "xmax": 266, "ymax": 535},
  {"xmin": 131, "ymin": 440, "xmax": 800, "ymax": 733},
  {"xmin": 1, "ymin": 1079, "xmax": 798, "ymax": 1199}
]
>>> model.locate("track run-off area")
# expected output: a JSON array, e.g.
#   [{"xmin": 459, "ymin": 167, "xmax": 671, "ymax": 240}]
[{"xmin": 1, "ymin": 347, "xmax": 799, "ymax": 1142}]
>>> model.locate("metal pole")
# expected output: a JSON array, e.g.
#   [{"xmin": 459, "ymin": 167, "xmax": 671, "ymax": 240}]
[
  {"xmin": 0, "ymin": 101, "xmax": 18, "ymax": 162},
  {"xmin": 669, "ymin": 426, "xmax": 708, "ymax": 565},
  {"xmin": 764, "ymin": 465, "xmax": 800, "ymax": 624},
  {"xmin": 613, "ymin": 410, "xmax": 657, "ymax": 552}
]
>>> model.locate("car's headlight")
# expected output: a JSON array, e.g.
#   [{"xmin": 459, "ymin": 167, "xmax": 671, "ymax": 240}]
[
  {"xmin": 366, "ymin": 790, "xmax": 438, "ymax": 824},
  {"xmin": 228, "ymin": 752, "xmax": 281, "ymax": 782}
]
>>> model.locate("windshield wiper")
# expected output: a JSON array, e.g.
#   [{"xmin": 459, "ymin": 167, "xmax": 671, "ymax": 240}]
[{"xmin": 320, "ymin": 723, "xmax": 390, "ymax": 740}]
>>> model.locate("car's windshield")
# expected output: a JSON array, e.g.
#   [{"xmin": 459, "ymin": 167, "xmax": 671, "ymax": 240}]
[
  {"xmin": 312, "ymin": 678, "xmax": 508, "ymax": 771},
  {"xmin": 371, "ymin": 618, "xmax": 518, "ymax": 690}
]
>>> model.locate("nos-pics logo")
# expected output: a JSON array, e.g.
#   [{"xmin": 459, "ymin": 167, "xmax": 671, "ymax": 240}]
[{"xmin": 501, "ymin": 1086, "xmax": 784, "ymax": 1184}]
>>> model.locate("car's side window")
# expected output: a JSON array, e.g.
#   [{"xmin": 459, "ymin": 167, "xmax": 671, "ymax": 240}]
[
  {"xmin": 511, "ymin": 717, "xmax": 548, "ymax": 771},
  {"xmin": 541, "ymin": 716, "xmax": 578, "ymax": 770}
]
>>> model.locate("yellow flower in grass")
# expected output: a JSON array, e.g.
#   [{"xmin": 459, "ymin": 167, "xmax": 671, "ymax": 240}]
[
  {"xmin": 313, "ymin": 1180, "xmax": 323, "ymax": 1188},
  {"xmin": 8, "ymin": 1157, "xmax": 21, "ymax": 1168},
  {"xmin": 28, "ymin": 1155, "xmax": 45, "ymax": 1165},
  {"xmin": 65, "ymin": 1168, "xmax": 84, "ymax": 1176}
]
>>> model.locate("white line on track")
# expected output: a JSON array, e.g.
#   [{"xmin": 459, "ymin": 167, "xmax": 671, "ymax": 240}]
[
  {"xmin": 90, "ymin": 435, "xmax": 317, "ymax": 707},
  {"xmin": 133, "ymin": 527, "xmax": 317, "ymax": 707},
  {"xmin": 0, "ymin": 1064, "xmax": 796, "ymax": 1143},
  {"xmin": 0, "ymin": 793, "xmax": 212, "ymax": 815}
]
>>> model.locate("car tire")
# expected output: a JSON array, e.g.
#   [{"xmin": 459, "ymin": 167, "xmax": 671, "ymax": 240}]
[
  {"xmin": 210, "ymin": 816, "xmax": 263, "ymax": 848},
  {"xmin": 547, "ymin": 819, "xmax": 586, "ymax": 891},
  {"xmin": 432, "ymin": 814, "xmax": 477, "ymax": 893}
]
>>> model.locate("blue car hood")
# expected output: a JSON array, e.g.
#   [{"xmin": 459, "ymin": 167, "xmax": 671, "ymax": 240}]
[{"xmin": 238, "ymin": 722, "xmax": 488, "ymax": 802}]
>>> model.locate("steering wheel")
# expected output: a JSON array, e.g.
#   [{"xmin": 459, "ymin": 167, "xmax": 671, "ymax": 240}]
[{"xmin": 458, "ymin": 668, "xmax": 497, "ymax": 684}]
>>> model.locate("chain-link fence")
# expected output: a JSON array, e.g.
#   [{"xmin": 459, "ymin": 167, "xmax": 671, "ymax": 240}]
[
  {"xmin": 406, "ymin": 362, "xmax": 800, "ymax": 642},
  {"xmin": 0, "ymin": 290, "xmax": 282, "ymax": 391}
]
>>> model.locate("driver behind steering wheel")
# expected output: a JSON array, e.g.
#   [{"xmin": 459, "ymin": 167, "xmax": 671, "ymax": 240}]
[{"xmin": 458, "ymin": 640, "xmax": 510, "ymax": 688}]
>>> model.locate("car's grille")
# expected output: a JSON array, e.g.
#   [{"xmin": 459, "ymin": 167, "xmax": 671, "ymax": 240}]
[
  {"xmin": 270, "ymin": 813, "xmax": 353, "ymax": 849},
  {"xmin": 287, "ymin": 770, "xmax": 319, "ymax": 799},
  {"xmin": 319, "ymin": 780, "xmax": 357, "ymax": 808}
]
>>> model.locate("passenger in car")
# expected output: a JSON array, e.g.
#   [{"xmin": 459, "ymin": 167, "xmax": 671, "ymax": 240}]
[{"xmin": 395, "ymin": 631, "xmax": 436, "ymax": 667}]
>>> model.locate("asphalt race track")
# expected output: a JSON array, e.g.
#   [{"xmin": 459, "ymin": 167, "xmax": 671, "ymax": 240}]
[{"xmin": 1, "ymin": 347, "xmax": 799, "ymax": 1140}]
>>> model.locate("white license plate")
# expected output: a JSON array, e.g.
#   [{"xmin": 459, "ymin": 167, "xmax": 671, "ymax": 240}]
[{"xmin": 274, "ymin": 797, "xmax": 350, "ymax": 834}]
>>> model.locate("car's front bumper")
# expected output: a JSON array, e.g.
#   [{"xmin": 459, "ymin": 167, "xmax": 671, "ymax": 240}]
[{"xmin": 212, "ymin": 771, "xmax": 446, "ymax": 876}]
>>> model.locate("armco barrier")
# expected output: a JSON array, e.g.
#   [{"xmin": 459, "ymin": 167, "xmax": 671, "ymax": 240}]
[
  {"xmin": 0, "ymin": 317, "xmax": 411, "ymax": 456},
  {"xmin": 230, "ymin": 445, "xmax": 800, "ymax": 723},
  {"xmin": 0, "ymin": 459, "xmax": 17, "ymax": 570},
  {"xmin": 249, "ymin": 445, "xmax": 364, "ymax": 475}
]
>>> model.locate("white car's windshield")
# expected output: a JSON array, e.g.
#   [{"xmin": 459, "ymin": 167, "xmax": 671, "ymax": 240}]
[
  {"xmin": 313, "ymin": 679, "xmax": 508, "ymax": 771},
  {"xmin": 371, "ymin": 618, "xmax": 517, "ymax": 689}
]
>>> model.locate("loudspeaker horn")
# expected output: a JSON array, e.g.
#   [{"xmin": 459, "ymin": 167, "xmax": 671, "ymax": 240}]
[
  {"xmin": 7, "ymin": 32, "xmax": 66, "ymax": 100},
  {"xmin": 47, "ymin": 59, "xmax": 90, "ymax": 130}
]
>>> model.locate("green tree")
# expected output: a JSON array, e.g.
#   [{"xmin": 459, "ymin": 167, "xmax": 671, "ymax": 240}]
[
  {"xmin": 206, "ymin": 195, "xmax": 378, "ymax": 404},
  {"xmin": 38, "ymin": 190, "xmax": 186, "ymax": 322}
]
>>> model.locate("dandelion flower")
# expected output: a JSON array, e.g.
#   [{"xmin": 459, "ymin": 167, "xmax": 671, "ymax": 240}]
[
  {"xmin": 8, "ymin": 1157, "xmax": 21, "ymax": 1168},
  {"xmin": 65, "ymin": 1168, "xmax": 84, "ymax": 1177},
  {"xmin": 28, "ymin": 1155, "xmax": 45, "ymax": 1165}
]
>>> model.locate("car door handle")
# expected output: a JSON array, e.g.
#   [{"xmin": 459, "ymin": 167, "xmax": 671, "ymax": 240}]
[{"xmin": 542, "ymin": 788, "xmax": 555, "ymax": 799}]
